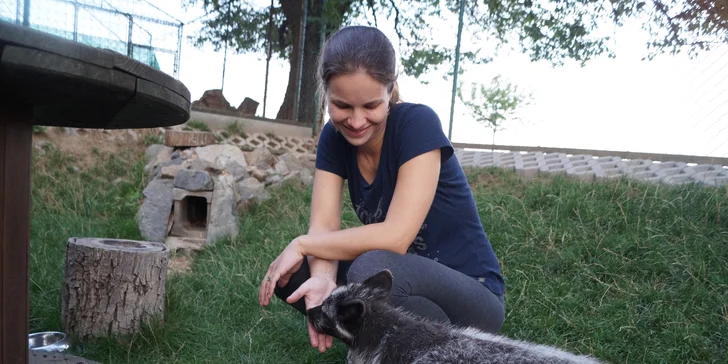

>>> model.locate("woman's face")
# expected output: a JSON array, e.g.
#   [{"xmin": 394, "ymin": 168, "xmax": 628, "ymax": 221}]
[{"xmin": 326, "ymin": 70, "xmax": 391, "ymax": 148}]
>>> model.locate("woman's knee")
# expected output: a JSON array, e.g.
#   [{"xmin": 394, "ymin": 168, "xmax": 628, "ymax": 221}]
[{"xmin": 346, "ymin": 249, "xmax": 401, "ymax": 283}]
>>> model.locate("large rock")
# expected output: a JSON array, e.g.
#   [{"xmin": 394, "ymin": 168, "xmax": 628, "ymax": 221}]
[
  {"xmin": 144, "ymin": 144, "xmax": 166, "ymax": 163},
  {"xmin": 300, "ymin": 169, "xmax": 314, "ymax": 186},
  {"xmin": 278, "ymin": 152, "xmax": 314, "ymax": 186},
  {"xmin": 237, "ymin": 97, "xmax": 259, "ymax": 116},
  {"xmin": 138, "ymin": 179, "xmax": 174, "ymax": 242},
  {"xmin": 206, "ymin": 175, "xmax": 238, "ymax": 245},
  {"xmin": 245, "ymin": 147, "xmax": 277, "ymax": 170},
  {"xmin": 191, "ymin": 89, "xmax": 235, "ymax": 111},
  {"xmin": 225, "ymin": 160, "xmax": 249, "ymax": 181},
  {"xmin": 274, "ymin": 160, "xmax": 290, "ymax": 176},
  {"xmin": 160, "ymin": 164, "xmax": 184, "ymax": 179},
  {"xmin": 195, "ymin": 144, "xmax": 249, "ymax": 181},
  {"xmin": 151, "ymin": 158, "xmax": 184, "ymax": 180},
  {"xmin": 144, "ymin": 145, "xmax": 174, "ymax": 174},
  {"xmin": 182, "ymin": 158, "xmax": 223, "ymax": 174},
  {"xmin": 173, "ymin": 169, "xmax": 214, "ymax": 191},
  {"xmin": 237, "ymin": 176, "xmax": 267, "ymax": 200}
]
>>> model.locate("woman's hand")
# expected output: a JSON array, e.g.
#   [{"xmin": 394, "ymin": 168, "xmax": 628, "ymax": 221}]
[
  {"xmin": 286, "ymin": 275, "xmax": 338, "ymax": 353},
  {"xmin": 258, "ymin": 238, "xmax": 305, "ymax": 307}
]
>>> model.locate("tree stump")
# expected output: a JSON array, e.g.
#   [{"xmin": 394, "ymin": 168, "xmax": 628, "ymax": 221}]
[{"xmin": 61, "ymin": 238, "xmax": 169, "ymax": 340}]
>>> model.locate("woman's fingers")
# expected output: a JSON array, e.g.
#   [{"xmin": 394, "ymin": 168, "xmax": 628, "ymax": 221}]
[
  {"xmin": 307, "ymin": 320, "xmax": 319, "ymax": 347},
  {"xmin": 264, "ymin": 272, "xmax": 280, "ymax": 305},
  {"xmin": 258, "ymin": 269, "xmax": 270, "ymax": 306},
  {"xmin": 259, "ymin": 262, "xmax": 279, "ymax": 306},
  {"xmin": 318, "ymin": 333, "xmax": 327, "ymax": 352}
]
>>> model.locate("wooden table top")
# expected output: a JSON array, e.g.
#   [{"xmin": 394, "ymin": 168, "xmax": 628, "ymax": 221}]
[{"xmin": 0, "ymin": 21, "xmax": 190, "ymax": 129}]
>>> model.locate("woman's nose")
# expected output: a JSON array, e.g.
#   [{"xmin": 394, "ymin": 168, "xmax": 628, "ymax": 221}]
[{"xmin": 349, "ymin": 109, "xmax": 366, "ymax": 128}]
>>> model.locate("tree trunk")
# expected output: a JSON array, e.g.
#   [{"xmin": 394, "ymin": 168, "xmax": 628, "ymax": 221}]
[
  {"xmin": 276, "ymin": 0, "xmax": 326, "ymax": 124},
  {"xmin": 61, "ymin": 238, "xmax": 169, "ymax": 340}
]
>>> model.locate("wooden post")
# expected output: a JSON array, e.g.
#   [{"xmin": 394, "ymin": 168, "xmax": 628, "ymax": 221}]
[
  {"xmin": 0, "ymin": 110, "xmax": 32, "ymax": 364},
  {"xmin": 61, "ymin": 238, "xmax": 169, "ymax": 340}
]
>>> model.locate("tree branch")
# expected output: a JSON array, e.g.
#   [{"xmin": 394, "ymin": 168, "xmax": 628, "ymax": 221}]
[
  {"xmin": 367, "ymin": 0, "xmax": 378, "ymax": 26},
  {"xmin": 652, "ymin": 0, "xmax": 681, "ymax": 44},
  {"xmin": 387, "ymin": 0, "xmax": 406, "ymax": 44}
]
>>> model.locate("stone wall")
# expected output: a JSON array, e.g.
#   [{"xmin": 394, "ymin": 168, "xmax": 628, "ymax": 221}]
[
  {"xmin": 455, "ymin": 149, "xmax": 728, "ymax": 187},
  {"xmin": 155, "ymin": 124, "xmax": 316, "ymax": 156}
]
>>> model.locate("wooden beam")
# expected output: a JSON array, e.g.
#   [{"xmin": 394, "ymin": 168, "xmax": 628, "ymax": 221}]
[{"xmin": 1, "ymin": 108, "xmax": 32, "ymax": 364}]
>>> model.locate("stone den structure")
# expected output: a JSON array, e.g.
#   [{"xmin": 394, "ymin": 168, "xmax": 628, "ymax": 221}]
[{"xmin": 138, "ymin": 130, "xmax": 316, "ymax": 253}]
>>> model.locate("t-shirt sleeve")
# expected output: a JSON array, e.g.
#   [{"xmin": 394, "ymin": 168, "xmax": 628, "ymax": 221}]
[
  {"xmin": 315, "ymin": 121, "xmax": 348, "ymax": 179},
  {"xmin": 396, "ymin": 104, "xmax": 454, "ymax": 168}
]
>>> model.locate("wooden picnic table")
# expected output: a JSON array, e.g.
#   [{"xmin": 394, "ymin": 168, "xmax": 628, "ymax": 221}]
[{"xmin": 0, "ymin": 21, "xmax": 190, "ymax": 363}]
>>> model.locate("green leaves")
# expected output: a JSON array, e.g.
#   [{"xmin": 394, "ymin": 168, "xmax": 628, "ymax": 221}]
[
  {"xmin": 186, "ymin": 0, "xmax": 286, "ymax": 56},
  {"xmin": 457, "ymin": 75, "xmax": 532, "ymax": 144},
  {"xmin": 186, "ymin": 0, "xmax": 728, "ymax": 108}
]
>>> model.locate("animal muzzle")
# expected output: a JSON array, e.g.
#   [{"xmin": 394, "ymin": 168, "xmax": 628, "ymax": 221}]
[{"xmin": 306, "ymin": 305, "xmax": 326, "ymax": 333}]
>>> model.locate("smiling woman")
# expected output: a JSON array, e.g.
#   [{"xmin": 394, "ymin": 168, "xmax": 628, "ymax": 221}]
[
  {"xmin": 258, "ymin": 25, "xmax": 506, "ymax": 354},
  {"xmin": 327, "ymin": 71, "xmax": 390, "ymax": 146}
]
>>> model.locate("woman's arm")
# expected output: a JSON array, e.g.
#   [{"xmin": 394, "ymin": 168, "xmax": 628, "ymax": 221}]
[
  {"xmin": 295, "ymin": 148, "xmax": 442, "ymax": 260},
  {"xmin": 305, "ymin": 168, "xmax": 345, "ymax": 281}
]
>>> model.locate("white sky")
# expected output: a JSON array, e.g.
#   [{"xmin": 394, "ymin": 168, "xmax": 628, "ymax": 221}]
[{"xmin": 4, "ymin": 0, "xmax": 727, "ymax": 158}]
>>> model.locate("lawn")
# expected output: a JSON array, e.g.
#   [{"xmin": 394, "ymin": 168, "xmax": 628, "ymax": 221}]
[{"xmin": 28, "ymin": 143, "xmax": 728, "ymax": 364}]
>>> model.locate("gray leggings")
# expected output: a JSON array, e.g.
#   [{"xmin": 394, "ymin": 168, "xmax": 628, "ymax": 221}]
[{"xmin": 274, "ymin": 249, "xmax": 505, "ymax": 334}]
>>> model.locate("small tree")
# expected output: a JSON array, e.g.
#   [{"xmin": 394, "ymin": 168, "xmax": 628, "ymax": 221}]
[{"xmin": 457, "ymin": 75, "xmax": 532, "ymax": 147}]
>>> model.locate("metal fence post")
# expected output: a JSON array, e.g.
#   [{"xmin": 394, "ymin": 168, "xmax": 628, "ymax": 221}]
[
  {"xmin": 127, "ymin": 14, "xmax": 134, "ymax": 57},
  {"xmin": 175, "ymin": 23, "xmax": 183, "ymax": 79},
  {"xmin": 22, "ymin": 0, "xmax": 30, "ymax": 26},
  {"xmin": 73, "ymin": 2, "xmax": 78, "ymax": 41},
  {"xmin": 448, "ymin": 0, "xmax": 466, "ymax": 141}
]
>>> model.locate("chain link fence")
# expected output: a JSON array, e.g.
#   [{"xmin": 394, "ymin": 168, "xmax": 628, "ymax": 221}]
[{"xmin": 0, "ymin": 0, "xmax": 183, "ymax": 79}]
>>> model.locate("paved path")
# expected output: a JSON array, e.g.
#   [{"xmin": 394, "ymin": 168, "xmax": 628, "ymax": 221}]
[{"xmin": 454, "ymin": 148, "xmax": 728, "ymax": 187}]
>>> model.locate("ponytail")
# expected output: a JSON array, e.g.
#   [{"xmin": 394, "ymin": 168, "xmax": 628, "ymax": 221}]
[{"xmin": 389, "ymin": 81, "xmax": 402, "ymax": 106}]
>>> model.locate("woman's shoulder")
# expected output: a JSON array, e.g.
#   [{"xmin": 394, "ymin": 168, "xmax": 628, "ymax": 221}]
[
  {"xmin": 386, "ymin": 102, "xmax": 454, "ymax": 166},
  {"xmin": 389, "ymin": 102, "xmax": 447, "ymax": 132},
  {"xmin": 390, "ymin": 102, "xmax": 439, "ymax": 119},
  {"xmin": 318, "ymin": 120, "xmax": 345, "ymax": 146}
]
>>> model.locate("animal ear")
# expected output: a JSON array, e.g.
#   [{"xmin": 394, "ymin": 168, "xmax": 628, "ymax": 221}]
[
  {"xmin": 362, "ymin": 269, "xmax": 393, "ymax": 292},
  {"xmin": 339, "ymin": 298, "xmax": 366, "ymax": 322}
]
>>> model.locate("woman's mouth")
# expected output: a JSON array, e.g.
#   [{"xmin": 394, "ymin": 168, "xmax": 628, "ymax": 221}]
[{"xmin": 342, "ymin": 125, "xmax": 370, "ymax": 138}]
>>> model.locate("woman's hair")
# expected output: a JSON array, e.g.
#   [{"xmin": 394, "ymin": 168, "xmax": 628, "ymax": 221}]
[{"xmin": 316, "ymin": 25, "xmax": 401, "ymax": 115}]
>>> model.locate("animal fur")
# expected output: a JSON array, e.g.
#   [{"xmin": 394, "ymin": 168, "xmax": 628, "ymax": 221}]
[{"xmin": 307, "ymin": 269, "xmax": 607, "ymax": 364}]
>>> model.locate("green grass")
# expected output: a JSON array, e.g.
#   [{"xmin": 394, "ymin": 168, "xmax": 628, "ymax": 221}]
[
  {"xmin": 29, "ymin": 146, "xmax": 728, "ymax": 364},
  {"xmin": 184, "ymin": 120, "xmax": 211, "ymax": 132}
]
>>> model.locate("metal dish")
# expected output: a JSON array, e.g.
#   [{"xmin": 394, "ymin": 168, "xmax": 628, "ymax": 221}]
[{"xmin": 28, "ymin": 331, "xmax": 70, "ymax": 352}]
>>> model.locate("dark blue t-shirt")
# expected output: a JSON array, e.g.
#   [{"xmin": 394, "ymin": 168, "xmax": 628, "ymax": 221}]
[{"xmin": 315, "ymin": 102, "xmax": 505, "ymax": 296}]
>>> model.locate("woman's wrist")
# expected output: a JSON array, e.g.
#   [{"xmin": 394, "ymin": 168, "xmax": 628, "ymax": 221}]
[
  {"xmin": 298, "ymin": 235, "xmax": 338, "ymax": 281},
  {"xmin": 292, "ymin": 235, "xmax": 309, "ymax": 256}
]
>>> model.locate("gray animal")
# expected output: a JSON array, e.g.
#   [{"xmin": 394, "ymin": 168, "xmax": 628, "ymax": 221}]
[{"xmin": 307, "ymin": 269, "xmax": 607, "ymax": 364}]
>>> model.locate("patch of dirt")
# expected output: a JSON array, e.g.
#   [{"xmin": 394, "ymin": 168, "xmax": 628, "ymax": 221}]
[
  {"xmin": 168, "ymin": 254, "xmax": 193, "ymax": 276},
  {"xmin": 32, "ymin": 127, "xmax": 161, "ymax": 168},
  {"xmin": 33, "ymin": 127, "xmax": 163, "ymax": 169}
]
